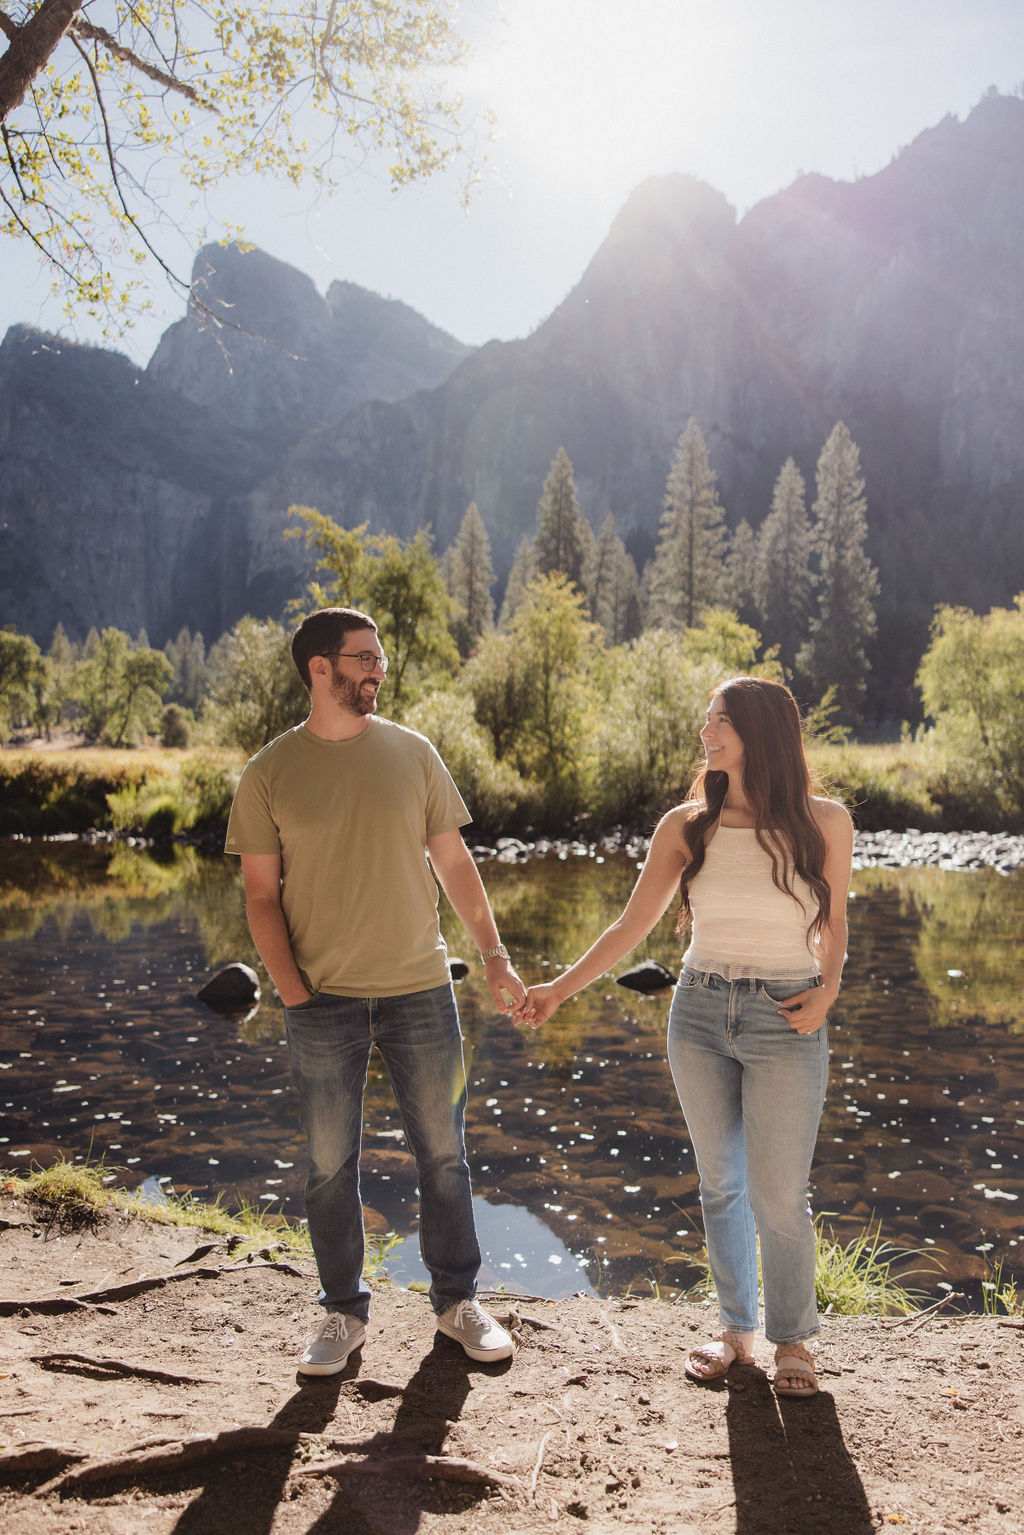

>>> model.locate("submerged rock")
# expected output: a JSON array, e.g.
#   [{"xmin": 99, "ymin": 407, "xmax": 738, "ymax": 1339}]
[
  {"xmin": 616, "ymin": 960, "xmax": 677, "ymax": 996},
  {"xmin": 197, "ymin": 963, "xmax": 261, "ymax": 1014}
]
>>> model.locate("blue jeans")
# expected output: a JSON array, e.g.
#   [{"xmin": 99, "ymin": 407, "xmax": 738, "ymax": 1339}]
[
  {"xmin": 284, "ymin": 983, "xmax": 480, "ymax": 1321},
  {"xmin": 667, "ymin": 966, "xmax": 829, "ymax": 1345}
]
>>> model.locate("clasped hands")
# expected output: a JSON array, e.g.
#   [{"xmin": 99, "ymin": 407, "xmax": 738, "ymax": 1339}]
[
  {"xmin": 510, "ymin": 981, "xmax": 562, "ymax": 1031},
  {"xmin": 507, "ymin": 981, "xmax": 833, "ymax": 1034}
]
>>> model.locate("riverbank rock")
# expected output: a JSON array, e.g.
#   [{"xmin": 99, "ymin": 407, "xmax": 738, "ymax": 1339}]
[{"xmin": 471, "ymin": 828, "xmax": 1024, "ymax": 873}]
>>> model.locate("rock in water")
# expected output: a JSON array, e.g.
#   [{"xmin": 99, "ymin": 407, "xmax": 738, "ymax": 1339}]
[
  {"xmin": 449, "ymin": 957, "xmax": 470, "ymax": 981},
  {"xmin": 197, "ymin": 963, "xmax": 261, "ymax": 1013},
  {"xmin": 616, "ymin": 960, "xmax": 676, "ymax": 996}
]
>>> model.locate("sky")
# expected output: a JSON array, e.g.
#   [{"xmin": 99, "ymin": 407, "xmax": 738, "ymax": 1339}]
[{"xmin": 4, "ymin": 0, "xmax": 1024, "ymax": 364}]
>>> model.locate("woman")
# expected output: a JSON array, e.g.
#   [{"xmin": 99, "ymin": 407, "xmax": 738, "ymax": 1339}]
[{"xmin": 520, "ymin": 676, "xmax": 853, "ymax": 1397}]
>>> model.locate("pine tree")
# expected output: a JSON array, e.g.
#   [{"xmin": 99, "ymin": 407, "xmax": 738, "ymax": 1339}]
[
  {"xmin": 447, "ymin": 502, "xmax": 495, "ymax": 656},
  {"xmin": 587, "ymin": 512, "xmax": 641, "ymax": 644},
  {"xmin": 797, "ymin": 423, "xmax": 879, "ymax": 724},
  {"xmin": 499, "ymin": 537, "xmax": 538, "ymax": 629},
  {"xmin": 723, "ymin": 519, "xmax": 758, "ymax": 625},
  {"xmin": 647, "ymin": 419, "xmax": 728, "ymax": 629},
  {"xmin": 163, "ymin": 627, "xmax": 208, "ymax": 712},
  {"xmin": 534, "ymin": 448, "xmax": 590, "ymax": 588},
  {"xmin": 754, "ymin": 458, "xmax": 815, "ymax": 673}
]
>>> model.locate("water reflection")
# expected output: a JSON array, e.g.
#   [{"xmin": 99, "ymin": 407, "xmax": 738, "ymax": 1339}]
[{"xmin": 1, "ymin": 842, "xmax": 1022, "ymax": 1306}]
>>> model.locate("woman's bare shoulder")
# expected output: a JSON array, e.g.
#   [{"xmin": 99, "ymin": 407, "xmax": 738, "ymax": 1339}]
[
  {"xmin": 810, "ymin": 795, "xmax": 854, "ymax": 834},
  {"xmin": 661, "ymin": 800, "xmax": 701, "ymax": 829}
]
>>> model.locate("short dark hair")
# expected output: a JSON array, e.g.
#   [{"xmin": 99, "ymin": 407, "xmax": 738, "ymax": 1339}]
[{"xmin": 291, "ymin": 607, "xmax": 377, "ymax": 690}]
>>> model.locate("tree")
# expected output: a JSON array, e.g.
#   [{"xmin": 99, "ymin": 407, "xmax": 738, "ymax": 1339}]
[
  {"xmin": 647, "ymin": 419, "xmax": 728, "ymax": 629},
  {"xmin": 1, "ymin": 1, "xmax": 472, "ymax": 325},
  {"xmin": 499, "ymin": 574, "xmax": 603, "ymax": 821},
  {"xmin": 0, "ymin": 624, "xmax": 46, "ymax": 741},
  {"xmin": 498, "ymin": 536, "xmax": 537, "ymax": 629},
  {"xmin": 163, "ymin": 627, "xmax": 208, "ymax": 712},
  {"xmin": 534, "ymin": 447, "xmax": 590, "ymax": 589},
  {"xmin": 204, "ymin": 617, "xmax": 307, "ymax": 754},
  {"xmin": 586, "ymin": 511, "xmax": 641, "ymax": 645},
  {"xmin": 465, "ymin": 573, "xmax": 605, "ymax": 824},
  {"xmin": 447, "ymin": 501, "xmax": 495, "ymax": 657},
  {"xmin": 754, "ymin": 457, "xmax": 815, "ymax": 674},
  {"xmin": 369, "ymin": 527, "xmax": 459, "ymax": 710},
  {"xmin": 916, "ymin": 595, "xmax": 1024, "ymax": 818},
  {"xmin": 593, "ymin": 615, "xmax": 779, "ymax": 825},
  {"xmin": 287, "ymin": 507, "xmax": 377, "ymax": 610},
  {"xmin": 797, "ymin": 423, "xmax": 879, "ymax": 724},
  {"xmin": 69, "ymin": 627, "xmax": 172, "ymax": 744},
  {"xmin": 290, "ymin": 509, "xmax": 457, "ymax": 712},
  {"xmin": 722, "ymin": 518, "xmax": 758, "ymax": 626}
]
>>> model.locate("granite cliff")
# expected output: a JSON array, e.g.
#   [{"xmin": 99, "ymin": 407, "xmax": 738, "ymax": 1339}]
[{"xmin": 3, "ymin": 94, "xmax": 1024, "ymax": 710}]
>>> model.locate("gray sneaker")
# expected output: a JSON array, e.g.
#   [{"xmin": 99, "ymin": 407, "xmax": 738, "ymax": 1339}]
[
  {"xmin": 298, "ymin": 1312, "xmax": 366, "ymax": 1376},
  {"xmin": 436, "ymin": 1298, "xmax": 514, "ymax": 1362}
]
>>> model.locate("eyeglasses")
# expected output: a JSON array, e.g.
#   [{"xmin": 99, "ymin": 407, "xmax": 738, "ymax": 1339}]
[{"xmin": 321, "ymin": 650, "xmax": 390, "ymax": 674}]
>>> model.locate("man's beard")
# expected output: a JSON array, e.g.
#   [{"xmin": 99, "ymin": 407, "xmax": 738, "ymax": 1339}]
[{"xmin": 329, "ymin": 664, "xmax": 379, "ymax": 716}]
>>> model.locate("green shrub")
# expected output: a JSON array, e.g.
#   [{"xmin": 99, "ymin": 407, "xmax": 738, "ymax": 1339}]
[
  {"xmin": 160, "ymin": 704, "xmax": 193, "ymax": 748},
  {"xmin": 405, "ymin": 690, "xmax": 534, "ymax": 838},
  {"xmin": 178, "ymin": 755, "xmax": 239, "ymax": 832},
  {"xmin": 0, "ymin": 755, "xmax": 140, "ymax": 834},
  {"xmin": 142, "ymin": 796, "xmax": 184, "ymax": 837}
]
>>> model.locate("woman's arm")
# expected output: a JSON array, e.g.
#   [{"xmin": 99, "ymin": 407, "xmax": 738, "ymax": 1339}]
[
  {"xmin": 521, "ymin": 806, "xmax": 691, "ymax": 1028},
  {"xmin": 775, "ymin": 798, "xmax": 854, "ymax": 1035}
]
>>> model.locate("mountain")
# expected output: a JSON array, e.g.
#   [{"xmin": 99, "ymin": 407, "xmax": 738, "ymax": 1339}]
[
  {"xmin": 3, "ymin": 94, "xmax": 1024, "ymax": 713},
  {"xmin": 0, "ymin": 250, "xmax": 472, "ymax": 643},
  {"xmin": 147, "ymin": 243, "xmax": 472, "ymax": 453},
  {"xmin": 272, "ymin": 93, "xmax": 1024, "ymax": 705}
]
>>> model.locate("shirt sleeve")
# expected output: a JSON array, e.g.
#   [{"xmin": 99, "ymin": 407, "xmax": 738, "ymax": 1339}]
[
  {"xmin": 423, "ymin": 742, "xmax": 472, "ymax": 837},
  {"xmin": 224, "ymin": 760, "xmax": 283, "ymax": 856}
]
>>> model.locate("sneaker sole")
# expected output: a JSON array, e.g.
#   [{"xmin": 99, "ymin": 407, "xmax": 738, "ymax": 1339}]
[
  {"xmin": 298, "ymin": 1324, "xmax": 366, "ymax": 1375},
  {"xmin": 436, "ymin": 1323, "xmax": 514, "ymax": 1362}
]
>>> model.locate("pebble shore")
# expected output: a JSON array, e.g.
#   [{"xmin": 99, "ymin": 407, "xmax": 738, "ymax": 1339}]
[{"xmin": 475, "ymin": 827, "xmax": 1024, "ymax": 874}]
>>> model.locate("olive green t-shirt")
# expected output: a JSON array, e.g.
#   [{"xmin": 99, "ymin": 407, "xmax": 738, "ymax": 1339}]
[{"xmin": 225, "ymin": 718, "xmax": 471, "ymax": 997}]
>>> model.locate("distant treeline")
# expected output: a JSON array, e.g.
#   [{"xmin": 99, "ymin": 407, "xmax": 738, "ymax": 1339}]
[{"xmin": 2, "ymin": 421, "xmax": 1022, "ymax": 834}]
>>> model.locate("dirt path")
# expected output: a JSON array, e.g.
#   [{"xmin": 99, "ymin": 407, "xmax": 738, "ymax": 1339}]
[{"xmin": 1, "ymin": 1195, "xmax": 1022, "ymax": 1534}]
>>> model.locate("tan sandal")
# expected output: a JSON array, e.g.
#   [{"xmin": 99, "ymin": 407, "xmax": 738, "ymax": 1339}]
[
  {"xmin": 685, "ymin": 1331, "xmax": 754, "ymax": 1383},
  {"xmin": 772, "ymin": 1342, "xmax": 819, "ymax": 1398}
]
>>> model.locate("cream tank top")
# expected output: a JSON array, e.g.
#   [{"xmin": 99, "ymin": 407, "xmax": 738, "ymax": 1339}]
[{"xmin": 681, "ymin": 825, "xmax": 820, "ymax": 981}]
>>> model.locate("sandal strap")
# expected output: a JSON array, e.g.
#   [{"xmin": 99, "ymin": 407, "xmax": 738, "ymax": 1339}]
[
  {"xmin": 775, "ymin": 1342, "xmax": 815, "ymax": 1368},
  {"xmin": 716, "ymin": 1332, "xmax": 753, "ymax": 1362}
]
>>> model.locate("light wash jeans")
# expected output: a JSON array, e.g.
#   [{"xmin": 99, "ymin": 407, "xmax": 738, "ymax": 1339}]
[
  {"xmin": 284, "ymin": 982, "xmax": 480, "ymax": 1321},
  {"xmin": 667, "ymin": 965, "xmax": 829, "ymax": 1345}
]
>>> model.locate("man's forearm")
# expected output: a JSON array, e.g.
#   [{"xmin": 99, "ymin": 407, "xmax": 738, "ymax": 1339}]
[{"xmin": 245, "ymin": 894, "xmax": 311, "ymax": 1007}]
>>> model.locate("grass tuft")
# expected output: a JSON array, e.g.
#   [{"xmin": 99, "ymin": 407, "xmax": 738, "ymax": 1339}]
[
  {"xmin": 3, "ymin": 1157, "xmax": 396, "ymax": 1277},
  {"xmin": 980, "ymin": 1256, "xmax": 1024, "ymax": 1317},
  {"xmin": 813, "ymin": 1218, "xmax": 930, "ymax": 1316},
  {"xmin": 684, "ymin": 1215, "xmax": 931, "ymax": 1317}
]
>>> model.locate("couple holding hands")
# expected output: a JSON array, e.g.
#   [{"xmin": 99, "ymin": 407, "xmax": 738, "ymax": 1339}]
[{"xmin": 227, "ymin": 606, "xmax": 852, "ymax": 1397}]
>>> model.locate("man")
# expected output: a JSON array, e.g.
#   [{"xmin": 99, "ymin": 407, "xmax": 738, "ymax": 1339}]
[{"xmin": 225, "ymin": 606, "xmax": 526, "ymax": 1374}]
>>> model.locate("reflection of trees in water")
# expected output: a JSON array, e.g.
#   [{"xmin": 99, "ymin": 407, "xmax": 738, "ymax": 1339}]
[
  {"xmin": 454, "ymin": 853, "xmax": 684, "ymax": 1070},
  {"xmin": 0, "ymin": 842, "xmax": 259, "ymax": 985},
  {"xmin": 4, "ymin": 845, "xmax": 1022, "ymax": 1296},
  {"xmin": 852, "ymin": 867, "xmax": 1024, "ymax": 1033}
]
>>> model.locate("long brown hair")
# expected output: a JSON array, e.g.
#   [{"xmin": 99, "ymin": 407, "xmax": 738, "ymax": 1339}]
[{"xmin": 677, "ymin": 677, "xmax": 831, "ymax": 939}]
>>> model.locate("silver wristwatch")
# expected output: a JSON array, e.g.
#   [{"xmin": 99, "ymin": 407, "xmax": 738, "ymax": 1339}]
[{"xmin": 479, "ymin": 943, "xmax": 509, "ymax": 961}]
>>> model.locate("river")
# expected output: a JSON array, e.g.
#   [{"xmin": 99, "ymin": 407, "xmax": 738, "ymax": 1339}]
[{"xmin": 1, "ymin": 838, "xmax": 1021, "ymax": 1308}]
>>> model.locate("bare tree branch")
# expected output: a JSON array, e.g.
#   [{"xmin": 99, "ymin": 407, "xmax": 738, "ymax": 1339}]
[{"xmin": 70, "ymin": 17, "xmax": 216, "ymax": 110}]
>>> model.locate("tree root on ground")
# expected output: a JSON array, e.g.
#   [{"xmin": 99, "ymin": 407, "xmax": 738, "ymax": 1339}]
[{"xmin": 10, "ymin": 1429, "xmax": 522, "ymax": 1498}]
